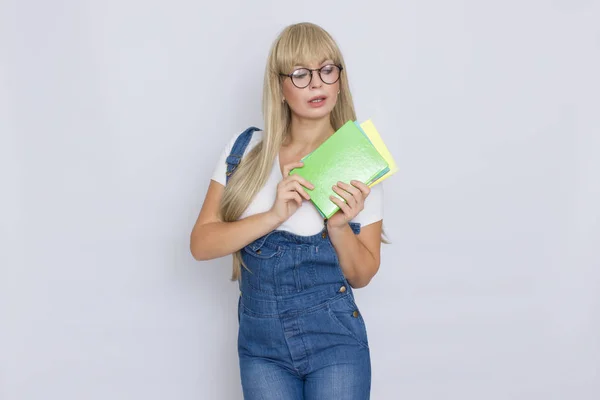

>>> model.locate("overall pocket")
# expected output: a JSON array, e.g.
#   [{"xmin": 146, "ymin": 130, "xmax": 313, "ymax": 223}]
[
  {"xmin": 241, "ymin": 240, "xmax": 283, "ymax": 292},
  {"xmin": 326, "ymin": 294, "xmax": 369, "ymax": 349}
]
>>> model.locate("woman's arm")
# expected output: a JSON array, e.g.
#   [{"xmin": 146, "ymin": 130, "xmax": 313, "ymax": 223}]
[
  {"xmin": 327, "ymin": 221, "xmax": 382, "ymax": 288},
  {"xmin": 190, "ymin": 161, "xmax": 314, "ymax": 261},
  {"xmin": 190, "ymin": 181, "xmax": 282, "ymax": 261},
  {"xmin": 325, "ymin": 180, "xmax": 383, "ymax": 288}
]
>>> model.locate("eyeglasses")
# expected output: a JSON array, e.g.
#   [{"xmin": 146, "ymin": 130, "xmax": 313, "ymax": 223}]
[{"xmin": 279, "ymin": 64, "xmax": 343, "ymax": 89}]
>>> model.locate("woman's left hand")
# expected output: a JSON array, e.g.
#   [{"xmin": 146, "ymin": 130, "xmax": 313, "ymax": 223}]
[{"xmin": 326, "ymin": 180, "xmax": 371, "ymax": 230}]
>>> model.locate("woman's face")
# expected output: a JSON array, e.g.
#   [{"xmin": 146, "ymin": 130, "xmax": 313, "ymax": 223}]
[{"xmin": 281, "ymin": 59, "xmax": 341, "ymax": 122}]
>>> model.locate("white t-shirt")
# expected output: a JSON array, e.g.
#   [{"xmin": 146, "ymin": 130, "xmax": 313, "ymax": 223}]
[{"xmin": 211, "ymin": 130, "xmax": 384, "ymax": 236}]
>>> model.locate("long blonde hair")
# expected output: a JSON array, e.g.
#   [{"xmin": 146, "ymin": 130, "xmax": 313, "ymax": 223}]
[{"xmin": 220, "ymin": 23, "xmax": 359, "ymax": 281}]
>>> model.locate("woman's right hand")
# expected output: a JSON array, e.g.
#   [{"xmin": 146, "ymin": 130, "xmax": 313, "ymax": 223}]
[{"xmin": 269, "ymin": 161, "xmax": 314, "ymax": 224}]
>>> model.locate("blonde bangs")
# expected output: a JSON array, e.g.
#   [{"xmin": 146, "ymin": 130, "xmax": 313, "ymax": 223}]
[{"xmin": 272, "ymin": 23, "xmax": 341, "ymax": 75}]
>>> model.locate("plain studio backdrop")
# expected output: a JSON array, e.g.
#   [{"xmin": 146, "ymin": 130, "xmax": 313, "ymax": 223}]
[{"xmin": 1, "ymin": 0, "xmax": 598, "ymax": 399}]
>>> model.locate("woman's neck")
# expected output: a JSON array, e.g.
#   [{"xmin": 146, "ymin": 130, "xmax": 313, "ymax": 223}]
[{"xmin": 284, "ymin": 116, "xmax": 334, "ymax": 152}]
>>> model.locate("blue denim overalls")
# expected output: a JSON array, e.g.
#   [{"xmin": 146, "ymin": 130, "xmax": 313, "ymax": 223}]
[{"xmin": 226, "ymin": 127, "xmax": 371, "ymax": 399}]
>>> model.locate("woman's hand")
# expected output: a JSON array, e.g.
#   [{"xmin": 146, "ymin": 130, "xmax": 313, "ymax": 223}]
[
  {"xmin": 327, "ymin": 180, "xmax": 371, "ymax": 230},
  {"xmin": 268, "ymin": 161, "xmax": 314, "ymax": 224}
]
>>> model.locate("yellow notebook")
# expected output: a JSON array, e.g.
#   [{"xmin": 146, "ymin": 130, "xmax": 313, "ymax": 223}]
[{"xmin": 360, "ymin": 119, "xmax": 398, "ymax": 186}]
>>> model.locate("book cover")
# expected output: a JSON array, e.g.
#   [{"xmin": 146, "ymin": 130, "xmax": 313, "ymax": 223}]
[{"xmin": 289, "ymin": 120, "xmax": 389, "ymax": 219}]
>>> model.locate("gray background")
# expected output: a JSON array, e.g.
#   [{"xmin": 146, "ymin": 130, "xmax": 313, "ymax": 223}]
[{"xmin": 1, "ymin": 0, "xmax": 598, "ymax": 399}]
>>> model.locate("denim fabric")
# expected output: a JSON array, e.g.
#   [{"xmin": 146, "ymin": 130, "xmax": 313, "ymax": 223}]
[
  {"xmin": 225, "ymin": 126, "xmax": 261, "ymax": 184},
  {"xmin": 225, "ymin": 128, "xmax": 372, "ymax": 398},
  {"xmin": 238, "ymin": 226, "xmax": 371, "ymax": 399}
]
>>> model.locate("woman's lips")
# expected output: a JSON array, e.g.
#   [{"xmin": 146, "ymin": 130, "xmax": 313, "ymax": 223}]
[{"xmin": 308, "ymin": 96, "xmax": 327, "ymax": 108}]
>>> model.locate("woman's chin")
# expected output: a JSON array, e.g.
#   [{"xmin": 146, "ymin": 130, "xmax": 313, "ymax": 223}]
[{"xmin": 295, "ymin": 105, "xmax": 336, "ymax": 121}]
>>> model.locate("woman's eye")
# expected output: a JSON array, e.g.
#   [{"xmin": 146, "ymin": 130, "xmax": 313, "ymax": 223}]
[
  {"xmin": 321, "ymin": 66, "xmax": 334, "ymax": 74},
  {"xmin": 293, "ymin": 71, "xmax": 309, "ymax": 78}
]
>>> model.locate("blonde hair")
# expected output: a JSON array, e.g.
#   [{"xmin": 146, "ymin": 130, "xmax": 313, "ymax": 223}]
[{"xmin": 220, "ymin": 23, "xmax": 362, "ymax": 281}]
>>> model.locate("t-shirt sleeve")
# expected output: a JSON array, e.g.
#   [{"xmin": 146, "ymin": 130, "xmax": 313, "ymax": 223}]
[
  {"xmin": 351, "ymin": 182, "xmax": 384, "ymax": 227},
  {"xmin": 210, "ymin": 133, "xmax": 239, "ymax": 186}
]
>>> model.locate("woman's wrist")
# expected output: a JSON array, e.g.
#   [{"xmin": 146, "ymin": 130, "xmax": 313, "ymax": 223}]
[
  {"xmin": 263, "ymin": 209, "xmax": 285, "ymax": 229},
  {"xmin": 326, "ymin": 220, "xmax": 352, "ymax": 236}
]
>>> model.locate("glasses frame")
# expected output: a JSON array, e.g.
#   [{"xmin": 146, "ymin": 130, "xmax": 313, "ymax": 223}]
[{"xmin": 279, "ymin": 64, "xmax": 344, "ymax": 89}]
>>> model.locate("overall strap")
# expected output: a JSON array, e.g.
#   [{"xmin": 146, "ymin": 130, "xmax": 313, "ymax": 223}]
[{"xmin": 225, "ymin": 126, "xmax": 262, "ymax": 184}]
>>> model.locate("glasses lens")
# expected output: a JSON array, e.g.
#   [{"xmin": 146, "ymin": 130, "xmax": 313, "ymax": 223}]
[
  {"xmin": 320, "ymin": 65, "xmax": 340, "ymax": 84},
  {"xmin": 291, "ymin": 69, "xmax": 311, "ymax": 88}
]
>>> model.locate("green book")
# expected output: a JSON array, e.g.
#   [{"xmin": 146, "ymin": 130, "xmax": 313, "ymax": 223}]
[{"xmin": 289, "ymin": 120, "xmax": 389, "ymax": 219}]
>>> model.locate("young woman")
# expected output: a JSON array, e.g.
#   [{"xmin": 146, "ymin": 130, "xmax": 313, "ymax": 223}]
[{"xmin": 190, "ymin": 22, "xmax": 384, "ymax": 399}]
